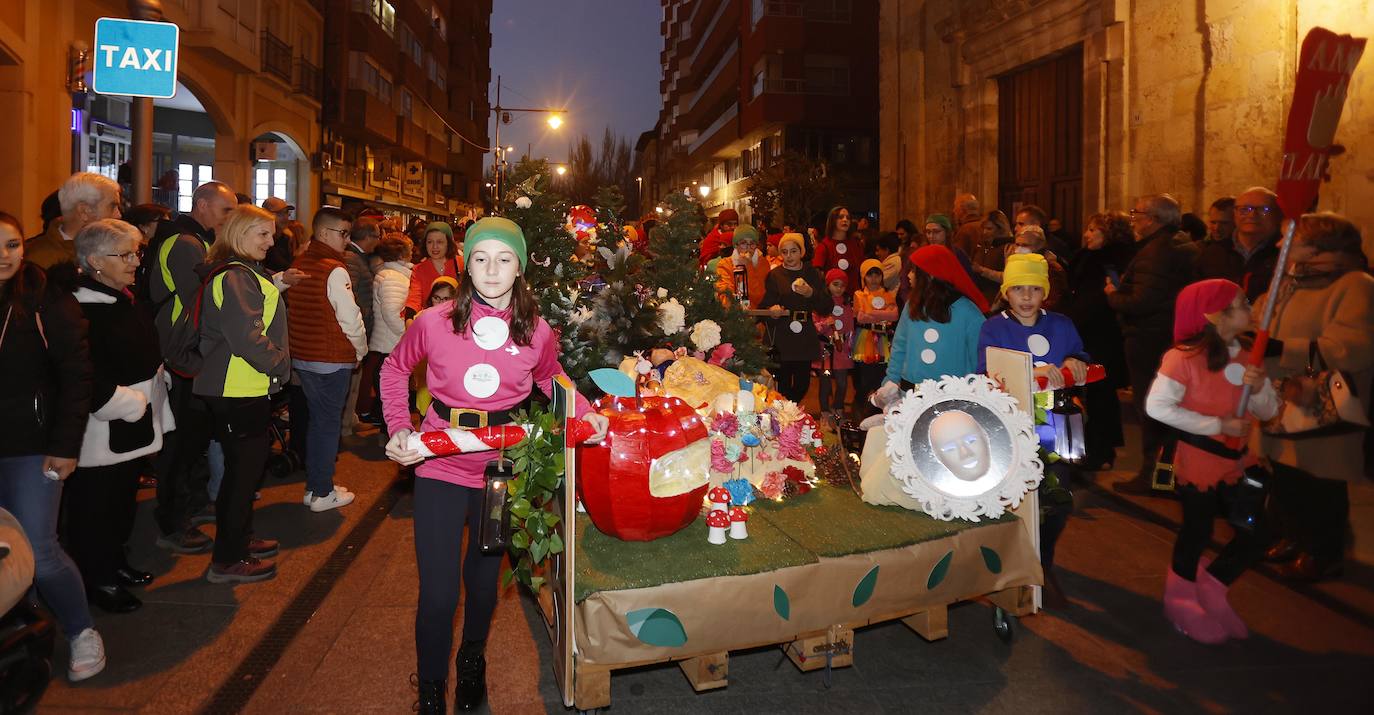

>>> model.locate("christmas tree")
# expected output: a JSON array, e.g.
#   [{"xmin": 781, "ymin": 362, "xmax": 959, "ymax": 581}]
[
  {"xmin": 500, "ymin": 159, "xmax": 602, "ymax": 388},
  {"xmin": 646, "ymin": 192, "xmax": 769, "ymax": 377}
]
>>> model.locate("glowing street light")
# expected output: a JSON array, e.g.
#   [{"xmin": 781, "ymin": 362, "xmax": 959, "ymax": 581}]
[
  {"xmin": 546, "ymin": 114, "xmax": 563, "ymax": 129},
  {"xmin": 555, "ymin": 165, "xmax": 568, "ymax": 176},
  {"xmin": 698, "ymin": 185, "xmax": 710, "ymax": 197}
]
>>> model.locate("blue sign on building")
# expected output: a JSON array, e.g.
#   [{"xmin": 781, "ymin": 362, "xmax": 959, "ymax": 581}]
[{"xmin": 91, "ymin": 18, "xmax": 180, "ymax": 99}]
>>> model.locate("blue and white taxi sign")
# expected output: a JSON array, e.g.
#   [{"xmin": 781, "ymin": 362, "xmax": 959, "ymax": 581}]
[{"xmin": 92, "ymin": 17, "xmax": 180, "ymax": 99}]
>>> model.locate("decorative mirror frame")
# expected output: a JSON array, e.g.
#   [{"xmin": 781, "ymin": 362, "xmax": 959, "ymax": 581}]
[{"xmin": 884, "ymin": 374, "xmax": 1042, "ymax": 521}]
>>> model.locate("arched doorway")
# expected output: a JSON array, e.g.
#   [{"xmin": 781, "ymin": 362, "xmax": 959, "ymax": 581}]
[{"xmin": 249, "ymin": 131, "xmax": 309, "ymax": 218}]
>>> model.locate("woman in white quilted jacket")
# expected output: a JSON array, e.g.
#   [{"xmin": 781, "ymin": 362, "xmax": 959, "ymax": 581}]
[{"xmin": 358, "ymin": 233, "xmax": 413, "ymax": 423}]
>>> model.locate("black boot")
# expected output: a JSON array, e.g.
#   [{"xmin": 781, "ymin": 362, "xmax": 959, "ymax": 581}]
[
  {"xmin": 412, "ymin": 674, "xmax": 446, "ymax": 715},
  {"xmin": 455, "ymin": 639, "xmax": 487, "ymax": 711}
]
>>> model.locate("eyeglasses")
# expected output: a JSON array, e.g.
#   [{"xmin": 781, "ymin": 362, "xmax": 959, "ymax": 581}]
[
  {"xmin": 104, "ymin": 251, "xmax": 139, "ymax": 264},
  {"xmin": 322, "ymin": 227, "xmax": 349, "ymax": 236},
  {"xmin": 1235, "ymin": 205, "xmax": 1274, "ymax": 216}
]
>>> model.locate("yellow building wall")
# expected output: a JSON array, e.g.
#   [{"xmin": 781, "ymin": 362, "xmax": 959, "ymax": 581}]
[{"xmin": 879, "ymin": 0, "xmax": 1373, "ymax": 252}]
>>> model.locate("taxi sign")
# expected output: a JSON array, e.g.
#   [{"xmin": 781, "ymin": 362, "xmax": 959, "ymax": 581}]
[{"xmin": 92, "ymin": 17, "xmax": 180, "ymax": 99}]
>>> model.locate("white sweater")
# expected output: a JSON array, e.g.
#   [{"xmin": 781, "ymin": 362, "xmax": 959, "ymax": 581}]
[{"xmin": 370, "ymin": 261, "xmax": 413, "ymax": 353}]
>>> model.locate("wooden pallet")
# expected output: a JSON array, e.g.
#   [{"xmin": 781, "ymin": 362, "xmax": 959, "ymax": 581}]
[{"xmin": 570, "ymin": 585, "xmax": 1033, "ymax": 709}]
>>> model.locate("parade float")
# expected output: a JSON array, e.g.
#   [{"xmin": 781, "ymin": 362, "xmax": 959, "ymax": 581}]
[{"xmin": 446, "ymin": 171, "xmax": 1045, "ymax": 709}]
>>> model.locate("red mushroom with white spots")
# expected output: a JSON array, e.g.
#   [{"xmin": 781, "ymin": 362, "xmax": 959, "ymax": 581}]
[
  {"xmin": 707, "ymin": 486, "xmax": 732, "ymax": 512},
  {"xmin": 728, "ymin": 507, "xmax": 749, "ymax": 540},
  {"xmin": 706, "ymin": 510, "xmax": 730, "ymax": 545}
]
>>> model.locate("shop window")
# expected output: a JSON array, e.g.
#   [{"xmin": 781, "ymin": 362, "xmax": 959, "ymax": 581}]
[{"xmin": 178, "ymin": 163, "xmax": 214, "ymax": 213}]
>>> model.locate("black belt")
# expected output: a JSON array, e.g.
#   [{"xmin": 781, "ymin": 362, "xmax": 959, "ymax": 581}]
[
  {"xmin": 430, "ymin": 397, "xmax": 515, "ymax": 429},
  {"xmin": 1171, "ymin": 429, "xmax": 1246, "ymax": 460},
  {"xmin": 787, "ymin": 310, "xmax": 808, "ymax": 322},
  {"xmin": 856, "ymin": 322, "xmax": 892, "ymax": 332}
]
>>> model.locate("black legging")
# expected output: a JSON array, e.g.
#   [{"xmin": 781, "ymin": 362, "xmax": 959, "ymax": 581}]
[
  {"xmin": 815, "ymin": 368, "xmax": 848, "ymax": 413},
  {"xmin": 414, "ymin": 476, "xmax": 503, "ymax": 681},
  {"xmin": 1172, "ymin": 482, "xmax": 1267, "ymax": 585},
  {"xmin": 774, "ymin": 360, "xmax": 812, "ymax": 404}
]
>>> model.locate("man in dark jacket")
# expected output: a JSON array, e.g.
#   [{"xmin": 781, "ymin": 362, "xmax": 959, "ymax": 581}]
[
  {"xmin": 1106, "ymin": 193, "xmax": 1199, "ymax": 493},
  {"xmin": 147, "ymin": 180, "xmax": 236, "ymax": 554},
  {"xmin": 260, "ymin": 196, "xmax": 296, "ymax": 272},
  {"xmin": 1194, "ymin": 187, "xmax": 1281, "ymax": 300}
]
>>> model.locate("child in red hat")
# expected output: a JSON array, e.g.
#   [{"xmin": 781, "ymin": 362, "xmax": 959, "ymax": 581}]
[{"xmin": 1146, "ymin": 278, "xmax": 1279, "ymax": 644}]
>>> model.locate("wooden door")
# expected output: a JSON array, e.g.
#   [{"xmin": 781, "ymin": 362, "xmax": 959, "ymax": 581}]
[{"xmin": 997, "ymin": 46, "xmax": 1083, "ymax": 239}]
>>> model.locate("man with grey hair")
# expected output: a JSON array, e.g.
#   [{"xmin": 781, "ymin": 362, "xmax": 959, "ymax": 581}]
[
  {"xmin": 148, "ymin": 179, "xmax": 237, "ymax": 555},
  {"xmin": 1106, "ymin": 193, "xmax": 1199, "ymax": 494},
  {"xmin": 1195, "ymin": 187, "xmax": 1281, "ymax": 300},
  {"xmin": 951, "ymin": 192, "xmax": 982, "ymax": 258},
  {"xmin": 25, "ymin": 173, "xmax": 123, "ymax": 269}
]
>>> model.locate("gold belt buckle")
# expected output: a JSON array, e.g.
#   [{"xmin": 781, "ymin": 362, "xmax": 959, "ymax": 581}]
[{"xmin": 451, "ymin": 408, "xmax": 488, "ymax": 430}]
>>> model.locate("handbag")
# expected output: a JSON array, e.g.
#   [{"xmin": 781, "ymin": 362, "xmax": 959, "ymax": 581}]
[{"xmin": 1263, "ymin": 341, "xmax": 1370, "ymax": 438}]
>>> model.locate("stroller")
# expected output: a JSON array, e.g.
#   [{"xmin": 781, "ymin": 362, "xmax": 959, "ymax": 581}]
[
  {"xmin": 0, "ymin": 509, "xmax": 55, "ymax": 713},
  {"xmin": 266, "ymin": 387, "xmax": 305, "ymax": 480}
]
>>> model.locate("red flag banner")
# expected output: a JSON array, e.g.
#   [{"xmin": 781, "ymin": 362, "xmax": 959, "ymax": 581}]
[{"xmin": 1277, "ymin": 28, "xmax": 1366, "ymax": 219}]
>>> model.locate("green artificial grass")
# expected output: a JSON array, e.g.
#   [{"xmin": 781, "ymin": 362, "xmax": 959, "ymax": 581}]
[
  {"xmin": 574, "ymin": 511, "xmax": 817, "ymax": 602},
  {"xmin": 573, "ymin": 486, "xmax": 1019, "ymax": 600},
  {"xmin": 752, "ymin": 486, "xmax": 1017, "ymax": 558}
]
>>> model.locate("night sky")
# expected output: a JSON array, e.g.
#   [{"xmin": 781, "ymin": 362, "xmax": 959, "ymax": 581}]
[{"xmin": 487, "ymin": 0, "xmax": 663, "ymax": 171}]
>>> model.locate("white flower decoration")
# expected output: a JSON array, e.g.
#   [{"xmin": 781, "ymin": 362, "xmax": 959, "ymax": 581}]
[
  {"xmin": 657, "ymin": 298, "xmax": 686, "ymax": 335},
  {"xmin": 689, "ymin": 319, "xmax": 722, "ymax": 352},
  {"xmin": 514, "ymin": 196, "xmax": 532, "ymax": 209}
]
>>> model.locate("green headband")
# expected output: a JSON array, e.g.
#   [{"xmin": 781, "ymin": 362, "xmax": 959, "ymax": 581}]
[{"xmin": 463, "ymin": 216, "xmax": 527, "ymax": 271}]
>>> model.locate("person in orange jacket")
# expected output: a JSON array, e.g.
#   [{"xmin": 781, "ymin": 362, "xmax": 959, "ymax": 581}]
[{"xmin": 715, "ymin": 225, "xmax": 768, "ymax": 309}]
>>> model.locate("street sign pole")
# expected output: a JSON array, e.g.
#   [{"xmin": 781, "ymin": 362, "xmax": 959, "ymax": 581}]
[{"xmin": 127, "ymin": 1, "xmax": 165, "ymax": 205}]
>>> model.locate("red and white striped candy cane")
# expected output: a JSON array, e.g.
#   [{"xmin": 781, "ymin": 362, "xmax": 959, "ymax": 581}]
[{"xmin": 404, "ymin": 419, "xmax": 598, "ymax": 459}]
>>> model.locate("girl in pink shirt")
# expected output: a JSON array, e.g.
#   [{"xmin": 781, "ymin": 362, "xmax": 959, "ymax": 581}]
[
  {"xmin": 380, "ymin": 217, "xmax": 607, "ymax": 713},
  {"xmin": 1146, "ymin": 279, "xmax": 1277, "ymax": 645}
]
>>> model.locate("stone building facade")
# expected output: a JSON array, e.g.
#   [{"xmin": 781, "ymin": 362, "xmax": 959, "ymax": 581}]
[
  {"xmin": 0, "ymin": 0, "xmax": 326, "ymax": 228},
  {"xmin": 878, "ymin": 0, "xmax": 1373, "ymax": 247}
]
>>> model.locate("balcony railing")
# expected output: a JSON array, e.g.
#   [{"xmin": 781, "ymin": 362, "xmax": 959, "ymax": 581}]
[
  {"xmin": 688, "ymin": 103, "xmax": 737, "ymax": 155},
  {"xmin": 751, "ymin": 0, "xmax": 803, "ymax": 29},
  {"xmin": 261, "ymin": 30, "xmax": 292, "ymax": 84},
  {"xmin": 296, "ymin": 58, "xmax": 323, "ymax": 102},
  {"xmin": 752, "ymin": 76, "xmax": 850, "ymax": 98}
]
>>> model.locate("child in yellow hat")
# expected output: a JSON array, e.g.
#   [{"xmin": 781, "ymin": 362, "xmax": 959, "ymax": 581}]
[
  {"xmin": 976, "ymin": 253, "xmax": 1088, "ymax": 387},
  {"xmin": 852, "ymin": 258, "xmax": 898, "ymax": 416}
]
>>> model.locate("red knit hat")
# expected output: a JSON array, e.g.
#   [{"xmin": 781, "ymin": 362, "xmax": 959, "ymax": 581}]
[
  {"xmin": 908, "ymin": 245, "xmax": 990, "ymax": 313},
  {"xmin": 1174, "ymin": 279, "xmax": 1242, "ymax": 342},
  {"xmin": 824, "ymin": 268, "xmax": 848, "ymax": 285}
]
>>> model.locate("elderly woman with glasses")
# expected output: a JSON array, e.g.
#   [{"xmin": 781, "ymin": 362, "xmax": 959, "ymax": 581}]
[{"xmin": 61, "ymin": 219, "xmax": 173, "ymax": 615}]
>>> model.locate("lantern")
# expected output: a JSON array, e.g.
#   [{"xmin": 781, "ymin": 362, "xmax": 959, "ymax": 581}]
[{"xmin": 576, "ymin": 396, "xmax": 711, "ymax": 541}]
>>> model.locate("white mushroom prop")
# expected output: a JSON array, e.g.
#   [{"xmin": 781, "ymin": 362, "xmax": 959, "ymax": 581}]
[
  {"xmin": 728, "ymin": 507, "xmax": 749, "ymax": 540},
  {"xmin": 706, "ymin": 510, "xmax": 730, "ymax": 545}
]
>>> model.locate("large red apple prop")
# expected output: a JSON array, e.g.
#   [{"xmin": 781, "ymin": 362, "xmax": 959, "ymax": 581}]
[{"xmin": 576, "ymin": 395, "xmax": 710, "ymax": 541}]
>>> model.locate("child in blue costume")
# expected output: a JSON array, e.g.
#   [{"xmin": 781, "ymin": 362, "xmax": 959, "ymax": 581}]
[
  {"xmin": 976, "ymin": 252, "xmax": 1088, "ymax": 607},
  {"xmin": 977, "ymin": 253, "xmax": 1090, "ymax": 387},
  {"xmin": 877, "ymin": 245, "xmax": 990, "ymax": 404}
]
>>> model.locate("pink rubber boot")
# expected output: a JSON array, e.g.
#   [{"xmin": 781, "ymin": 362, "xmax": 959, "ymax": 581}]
[
  {"xmin": 1195, "ymin": 558, "xmax": 1248, "ymax": 639},
  {"xmin": 1164, "ymin": 567, "xmax": 1228, "ymax": 644}
]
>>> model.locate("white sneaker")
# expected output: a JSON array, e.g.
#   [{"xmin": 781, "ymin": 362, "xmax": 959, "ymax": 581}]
[
  {"xmin": 307, "ymin": 487, "xmax": 355, "ymax": 512},
  {"xmin": 68, "ymin": 628, "xmax": 106, "ymax": 682},
  {"xmin": 304, "ymin": 485, "xmax": 350, "ymax": 506}
]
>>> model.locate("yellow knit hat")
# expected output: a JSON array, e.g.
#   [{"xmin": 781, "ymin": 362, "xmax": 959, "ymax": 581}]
[
  {"xmin": 1001, "ymin": 253, "xmax": 1050, "ymax": 297},
  {"xmin": 860, "ymin": 258, "xmax": 883, "ymax": 278},
  {"xmin": 778, "ymin": 232, "xmax": 805, "ymax": 255}
]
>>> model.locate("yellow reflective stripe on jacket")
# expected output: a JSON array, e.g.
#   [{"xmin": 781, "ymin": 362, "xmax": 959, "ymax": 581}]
[
  {"xmin": 211, "ymin": 263, "xmax": 281, "ymax": 398},
  {"xmin": 158, "ymin": 233, "xmax": 209, "ymax": 323},
  {"xmin": 158, "ymin": 234, "xmax": 182, "ymax": 322}
]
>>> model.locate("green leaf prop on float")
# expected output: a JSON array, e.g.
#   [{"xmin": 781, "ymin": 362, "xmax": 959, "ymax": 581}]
[{"xmin": 501, "ymin": 404, "xmax": 570, "ymax": 594}]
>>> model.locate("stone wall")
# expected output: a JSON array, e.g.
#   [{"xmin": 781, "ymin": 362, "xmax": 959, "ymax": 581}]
[{"xmin": 879, "ymin": 0, "xmax": 1373, "ymax": 252}]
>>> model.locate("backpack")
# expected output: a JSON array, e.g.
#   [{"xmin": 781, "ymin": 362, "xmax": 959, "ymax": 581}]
[{"xmin": 163, "ymin": 262, "xmax": 250, "ymax": 378}]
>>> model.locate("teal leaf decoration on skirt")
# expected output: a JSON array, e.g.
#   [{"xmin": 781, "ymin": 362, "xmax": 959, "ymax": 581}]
[
  {"xmin": 927, "ymin": 550, "xmax": 954, "ymax": 590},
  {"xmin": 774, "ymin": 585, "xmax": 790, "ymax": 620},
  {"xmin": 852, "ymin": 565, "xmax": 880, "ymax": 607},
  {"xmin": 980, "ymin": 546, "xmax": 1003, "ymax": 574},
  {"xmin": 625, "ymin": 608, "xmax": 688, "ymax": 648}
]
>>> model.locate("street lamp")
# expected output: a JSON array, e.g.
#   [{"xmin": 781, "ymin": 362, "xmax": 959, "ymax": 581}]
[
  {"xmin": 698, "ymin": 184, "xmax": 710, "ymax": 198},
  {"xmin": 492, "ymin": 75, "xmax": 568, "ymax": 207},
  {"xmin": 555, "ymin": 165, "xmax": 568, "ymax": 176}
]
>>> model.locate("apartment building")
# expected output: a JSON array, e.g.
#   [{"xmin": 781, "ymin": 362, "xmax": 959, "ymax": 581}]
[{"xmin": 647, "ymin": 0, "xmax": 878, "ymax": 224}]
